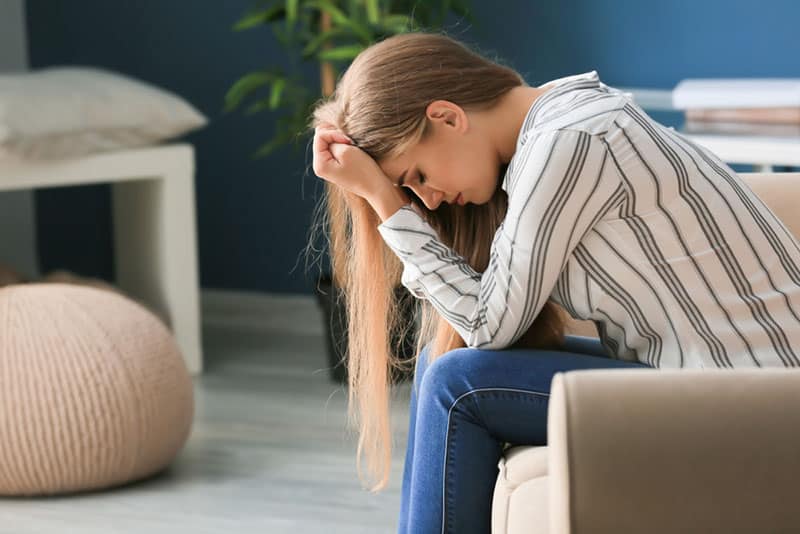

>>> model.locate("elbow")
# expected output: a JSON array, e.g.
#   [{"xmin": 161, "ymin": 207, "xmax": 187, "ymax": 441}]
[
  {"xmin": 463, "ymin": 308, "xmax": 521, "ymax": 350},
  {"xmin": 464, "ymin": 331, "xmax": 515, "ymax": 351}
]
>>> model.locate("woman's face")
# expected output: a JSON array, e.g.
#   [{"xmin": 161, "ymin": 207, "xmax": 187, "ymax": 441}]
[{"xmin": 377, "ymin": 100, "xmax": 503, "ymax": 211}]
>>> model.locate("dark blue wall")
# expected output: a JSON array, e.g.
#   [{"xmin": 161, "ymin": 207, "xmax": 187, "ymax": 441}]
[
  {"xmin": 473, "ymin": 0, "xmax": 800, "ymax": 86},
  {"xmin": 27, "ymin": 0, "xmax": 800, "ymax": 294}
]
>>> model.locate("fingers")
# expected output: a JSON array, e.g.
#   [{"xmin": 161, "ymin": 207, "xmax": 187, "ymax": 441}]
[
  {"xmin": 313, "ymin": 126, "xmax": 354, "ymax": 177},
  {"xmin": 313, "ymin": 125, "xmax": 355, "ymax": 176},
  {"xmin": 314, "ymin": 125, "xmax": 353, "ymax": 152}
]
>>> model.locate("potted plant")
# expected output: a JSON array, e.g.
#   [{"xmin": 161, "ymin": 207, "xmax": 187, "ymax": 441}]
[{"xmin": 224, "ymin": 0, "xmax": 475, "ymax": 382}]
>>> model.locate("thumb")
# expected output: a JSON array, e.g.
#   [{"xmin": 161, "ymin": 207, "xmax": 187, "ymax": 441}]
[{"xmin": 329, "ymin": 141, "xmax": 349, "ymax": 163}]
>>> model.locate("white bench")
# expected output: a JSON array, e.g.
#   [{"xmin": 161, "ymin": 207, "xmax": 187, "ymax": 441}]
[{"xmin": 0, "ymin": 143, "xmax": 203, "ymax": 374}]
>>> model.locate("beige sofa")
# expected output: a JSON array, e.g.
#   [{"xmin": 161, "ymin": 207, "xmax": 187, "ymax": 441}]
[{"xmin": 491, "ymin": 172, "xmax": 800, "ymax": 534}]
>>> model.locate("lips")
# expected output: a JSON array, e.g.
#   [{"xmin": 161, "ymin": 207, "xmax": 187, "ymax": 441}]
[{"xmin": 456, "ymin": 193, "xmax": 465, "ymax": 206}]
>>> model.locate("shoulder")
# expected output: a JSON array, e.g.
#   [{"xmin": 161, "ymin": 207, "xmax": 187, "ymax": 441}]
[
  {"xmin": 524, "ymin": 92, "xmax": 628, "ymax": 142},
  {"xmin": 501, "ymin": 125, "xmax": 621, "ymax": 195},
  {"xmin": 519, "ymin": 70, "xmax": 633, "ymax": 143}
]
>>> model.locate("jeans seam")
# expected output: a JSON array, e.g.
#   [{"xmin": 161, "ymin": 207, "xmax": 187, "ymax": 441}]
[{"xmin": 441, "ymin": 387, "xmax": 550, "ymax": 534}]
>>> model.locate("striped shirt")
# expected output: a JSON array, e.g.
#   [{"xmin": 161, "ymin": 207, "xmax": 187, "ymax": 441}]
[{"xmin": 377, "ymin": 70, "xmax": 800, "ymax": 369}]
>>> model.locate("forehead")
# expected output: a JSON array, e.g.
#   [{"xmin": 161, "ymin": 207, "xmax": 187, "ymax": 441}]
[
  {"xmin": 378, "ymin": 145, "xmax": 419, "ymax": 184},
  {"xmin": 377, "ymin": 123, "xmax": 447, "ymax": 183}
]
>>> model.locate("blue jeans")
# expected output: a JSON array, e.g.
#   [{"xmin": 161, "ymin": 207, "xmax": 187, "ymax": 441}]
[{"xmin": 397, "ymin": 335, "xmax": 654, "ymax": 534}]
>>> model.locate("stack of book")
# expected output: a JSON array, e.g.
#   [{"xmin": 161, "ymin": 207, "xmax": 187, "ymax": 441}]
[{"xmin": 672, "ymin": 78, "xmax": 800, "ymax": 137}]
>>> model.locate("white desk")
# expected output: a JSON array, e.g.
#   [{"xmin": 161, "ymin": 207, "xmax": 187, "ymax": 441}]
[
  {"xmin": 620, "ymin": 87, "xmax": 800, "ymax": 172},
  {"xmin": 0, "ymin": 143, "xmax": 203, "ymax": 375}
]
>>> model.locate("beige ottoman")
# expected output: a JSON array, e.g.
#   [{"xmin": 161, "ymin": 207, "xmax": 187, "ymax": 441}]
[{"xmin": 0, "ymin": 283, "xmax": 194, "ymax": 496}]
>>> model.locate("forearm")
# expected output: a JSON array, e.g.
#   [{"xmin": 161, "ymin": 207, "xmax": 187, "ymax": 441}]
[{"xmin": 367, "ymin": 181, "xmax": 411, "ymax": 222}]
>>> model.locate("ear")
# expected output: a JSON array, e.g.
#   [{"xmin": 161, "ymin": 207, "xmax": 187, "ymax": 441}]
[{"xmin": 425, "ymin": 100, "xmax": 468, "ymax": 132}]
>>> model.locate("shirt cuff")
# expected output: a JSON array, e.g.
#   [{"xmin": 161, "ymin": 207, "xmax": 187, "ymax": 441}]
[{"xmin": 376, "ymin": 203, "xmax": 438, "ymax": 260}]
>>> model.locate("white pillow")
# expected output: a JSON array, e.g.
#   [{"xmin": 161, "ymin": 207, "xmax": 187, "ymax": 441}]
[{"xmin": 0, "ymin": 66, "xmax": 208, "ymax": 160}]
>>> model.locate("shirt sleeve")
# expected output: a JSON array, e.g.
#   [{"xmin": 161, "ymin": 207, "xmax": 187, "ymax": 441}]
[{"xmin": 377, "ymin": 128, "xmax": 624, "ymax": 349}]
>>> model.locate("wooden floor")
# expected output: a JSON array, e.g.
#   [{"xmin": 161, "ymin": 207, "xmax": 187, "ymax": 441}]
[{"xmin": 0, "ymin": 291, "xmax": 412, "ymax": 534}]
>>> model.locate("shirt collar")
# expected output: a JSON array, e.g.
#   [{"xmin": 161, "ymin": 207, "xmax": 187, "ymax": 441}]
[{"xmin": 501, "ymin": 70, "xmax": 602, "ymax": 192}]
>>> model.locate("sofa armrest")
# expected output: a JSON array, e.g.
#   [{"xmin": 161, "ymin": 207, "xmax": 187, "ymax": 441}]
[{"xmin": 547, "ymin": 367, "xmax": 800, "ymax": 534}]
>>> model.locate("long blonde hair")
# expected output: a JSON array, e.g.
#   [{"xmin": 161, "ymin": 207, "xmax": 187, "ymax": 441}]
[{"xmin": 307, "ymin": 31, "xmax": 566, "ymax": 492}]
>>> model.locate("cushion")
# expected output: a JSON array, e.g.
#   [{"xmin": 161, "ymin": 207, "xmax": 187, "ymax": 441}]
[
  {"xmin": 493, "ymin": 445, "xmax": 550, "ymax": 534},
  {"xmin": 0, "ymin": 66, "xmax": 207, "ymax": 160},
  {"xmin": 0, "ymin": 283, "xmax": 194, "ymax": 496}
]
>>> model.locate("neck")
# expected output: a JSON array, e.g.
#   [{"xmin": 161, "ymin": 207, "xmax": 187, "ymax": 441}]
[{"xmin": 491, "ymin": 84, "xmax": 554, "ymax": 164}]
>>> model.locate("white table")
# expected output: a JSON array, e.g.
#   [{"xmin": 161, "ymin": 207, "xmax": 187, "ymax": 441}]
[
  {"xmin": 620, "ymin": 87, "xmax": 800, "ymax": 171},
  {"xmin": 0, "ymin": 143, "xmax": 203, "ymax": 375}
]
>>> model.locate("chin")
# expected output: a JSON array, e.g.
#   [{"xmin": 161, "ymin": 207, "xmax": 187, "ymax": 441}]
[{"xmin": 473, "ymin": 189, "xmax": 495, "ymax": 205}]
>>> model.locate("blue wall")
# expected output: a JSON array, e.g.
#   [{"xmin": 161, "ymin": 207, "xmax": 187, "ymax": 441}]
[
  {"xmin": 27, "ymin": 0, "xmax": 800, "ymax": 294},
  {"xmin": 469, "ymin": 0, "xmax": 800, "ymax": 85}
]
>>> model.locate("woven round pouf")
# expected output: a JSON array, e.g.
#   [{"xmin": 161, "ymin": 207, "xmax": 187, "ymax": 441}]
[{"xmin": 0, "ymin": 283, "xmax": 194, "ymax": 496}]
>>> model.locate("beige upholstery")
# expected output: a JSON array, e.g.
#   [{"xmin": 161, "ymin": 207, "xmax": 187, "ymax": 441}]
[
  {"xmin": 0, "ymin": 283, "xmax": 194, "ymax": 496},
  {"xmin": 492, "ymin": 172, "xmax": 800, "ymax": 533},
  {"xmin": 548, "ymin": 368, "xmax": 800, "ymax": 533},
  {"xmin": 494, "ymin": 447, "xmax": 550, "ymax": 534}
]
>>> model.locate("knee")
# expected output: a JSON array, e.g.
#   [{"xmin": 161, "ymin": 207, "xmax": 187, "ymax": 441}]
[{"xmin": 418, "ymin": 347, "xmax": 482, "ymax": 403}]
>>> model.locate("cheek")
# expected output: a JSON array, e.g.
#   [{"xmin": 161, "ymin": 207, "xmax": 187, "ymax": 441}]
[
  {"xmin": 437, "ymin": 143, "xmax": 496, "ymax": 194},
  {"xmin": 467, "ymin": 151, "xmax": 500, "ymax": 194}
]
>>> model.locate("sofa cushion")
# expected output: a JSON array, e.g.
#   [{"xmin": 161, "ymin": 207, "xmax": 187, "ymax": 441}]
[{"xmin": 493, "ymin": 446, "xmax": 550, "ymax": 534}]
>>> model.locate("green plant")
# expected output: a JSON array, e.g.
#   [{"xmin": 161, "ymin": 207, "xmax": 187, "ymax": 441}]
[{"xmin": 224, "ymin": 0, "xmax": 476, "ymax": 158}]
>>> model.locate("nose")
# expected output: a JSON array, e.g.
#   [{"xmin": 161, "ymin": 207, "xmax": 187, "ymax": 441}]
[{"xmin": 419, "ymin": 187, "xmax": 444, "ymax": 210}]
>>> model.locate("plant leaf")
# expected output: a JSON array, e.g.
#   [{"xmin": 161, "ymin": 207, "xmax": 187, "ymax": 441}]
[
  {"xmin": 285, "ymin": 0, "xmax": 299, "ymax": 29},
  {"xmin": 244, "ymin": 97, "xmax": 273, "ymax": 115},
  {"xmin": 243, "ymin": 77, "xmax": 300, "ymax": 114},
  {"xmin": 365, "ymin": 0, "xmax": 380, "ymax": 24},
  {"xmin": 232, "ymin": 4, "xmax": 286, "ymax": 31},
  {"xmin": 302, "ymin": 27, "xmax": 348, "ymax": 58},
  {"xmin": 381, "ymin": 13, "xmax": 414, "ymax": 33},
  {"xmin": 318, "ymin": 44, "xmax": 365, "ymax": 62},
  {"xmin": 224, "ymin": 71, "xmax": 278, "ymax": 112},
  {"xmin": 305, "ymin": 0, "xmax": 348, "ymax": 26},
  {"xmin": 305, "ymin": 0, "xmax": 372, "ymax": 42},
  {"xmin": 269, "ymin": 78, "xmax": 286, "ymax": 109}
]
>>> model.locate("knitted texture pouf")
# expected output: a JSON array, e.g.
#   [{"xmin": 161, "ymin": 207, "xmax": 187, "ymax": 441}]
[{"xmin": 0, "ymin": 283, "xmax": 194, "ymax": 496}]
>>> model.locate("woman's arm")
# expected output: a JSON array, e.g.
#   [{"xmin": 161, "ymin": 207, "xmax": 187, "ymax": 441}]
[
  {"xmin": 368, "ymin": 180, "xmax": 411, "ymax": 221},
  {"xmin": 376, "ymin": 128, "xmax": 625, "ymax": 349}
]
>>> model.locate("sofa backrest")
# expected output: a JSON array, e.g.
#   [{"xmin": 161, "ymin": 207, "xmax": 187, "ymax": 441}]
[
  {"xmin": 741, "ymin": 172, "xmax": 800, "ymax": 240},
  {"xmin": 563, "ymin": 171, "xmax": 800, "ymax": 337}
]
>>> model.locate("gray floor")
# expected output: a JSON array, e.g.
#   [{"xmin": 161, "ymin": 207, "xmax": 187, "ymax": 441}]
[{"xmin": 0, "ymin": 292, "xmax": 412, "ymax": 534}]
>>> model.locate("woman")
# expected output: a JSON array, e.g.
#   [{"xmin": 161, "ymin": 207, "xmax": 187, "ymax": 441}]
[{"xmin": 309, "ymin": 31, "xmax": 800, "ymax": 533}]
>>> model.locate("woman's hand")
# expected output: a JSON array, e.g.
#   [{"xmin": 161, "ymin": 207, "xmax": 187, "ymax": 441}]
[
  {"xmin": 312, "ymin": 123, "xmax": 386, "ymax": 199},
  {"xmin": 312, "ymin": 123, "xmax": 410, "ymax": 220}
]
